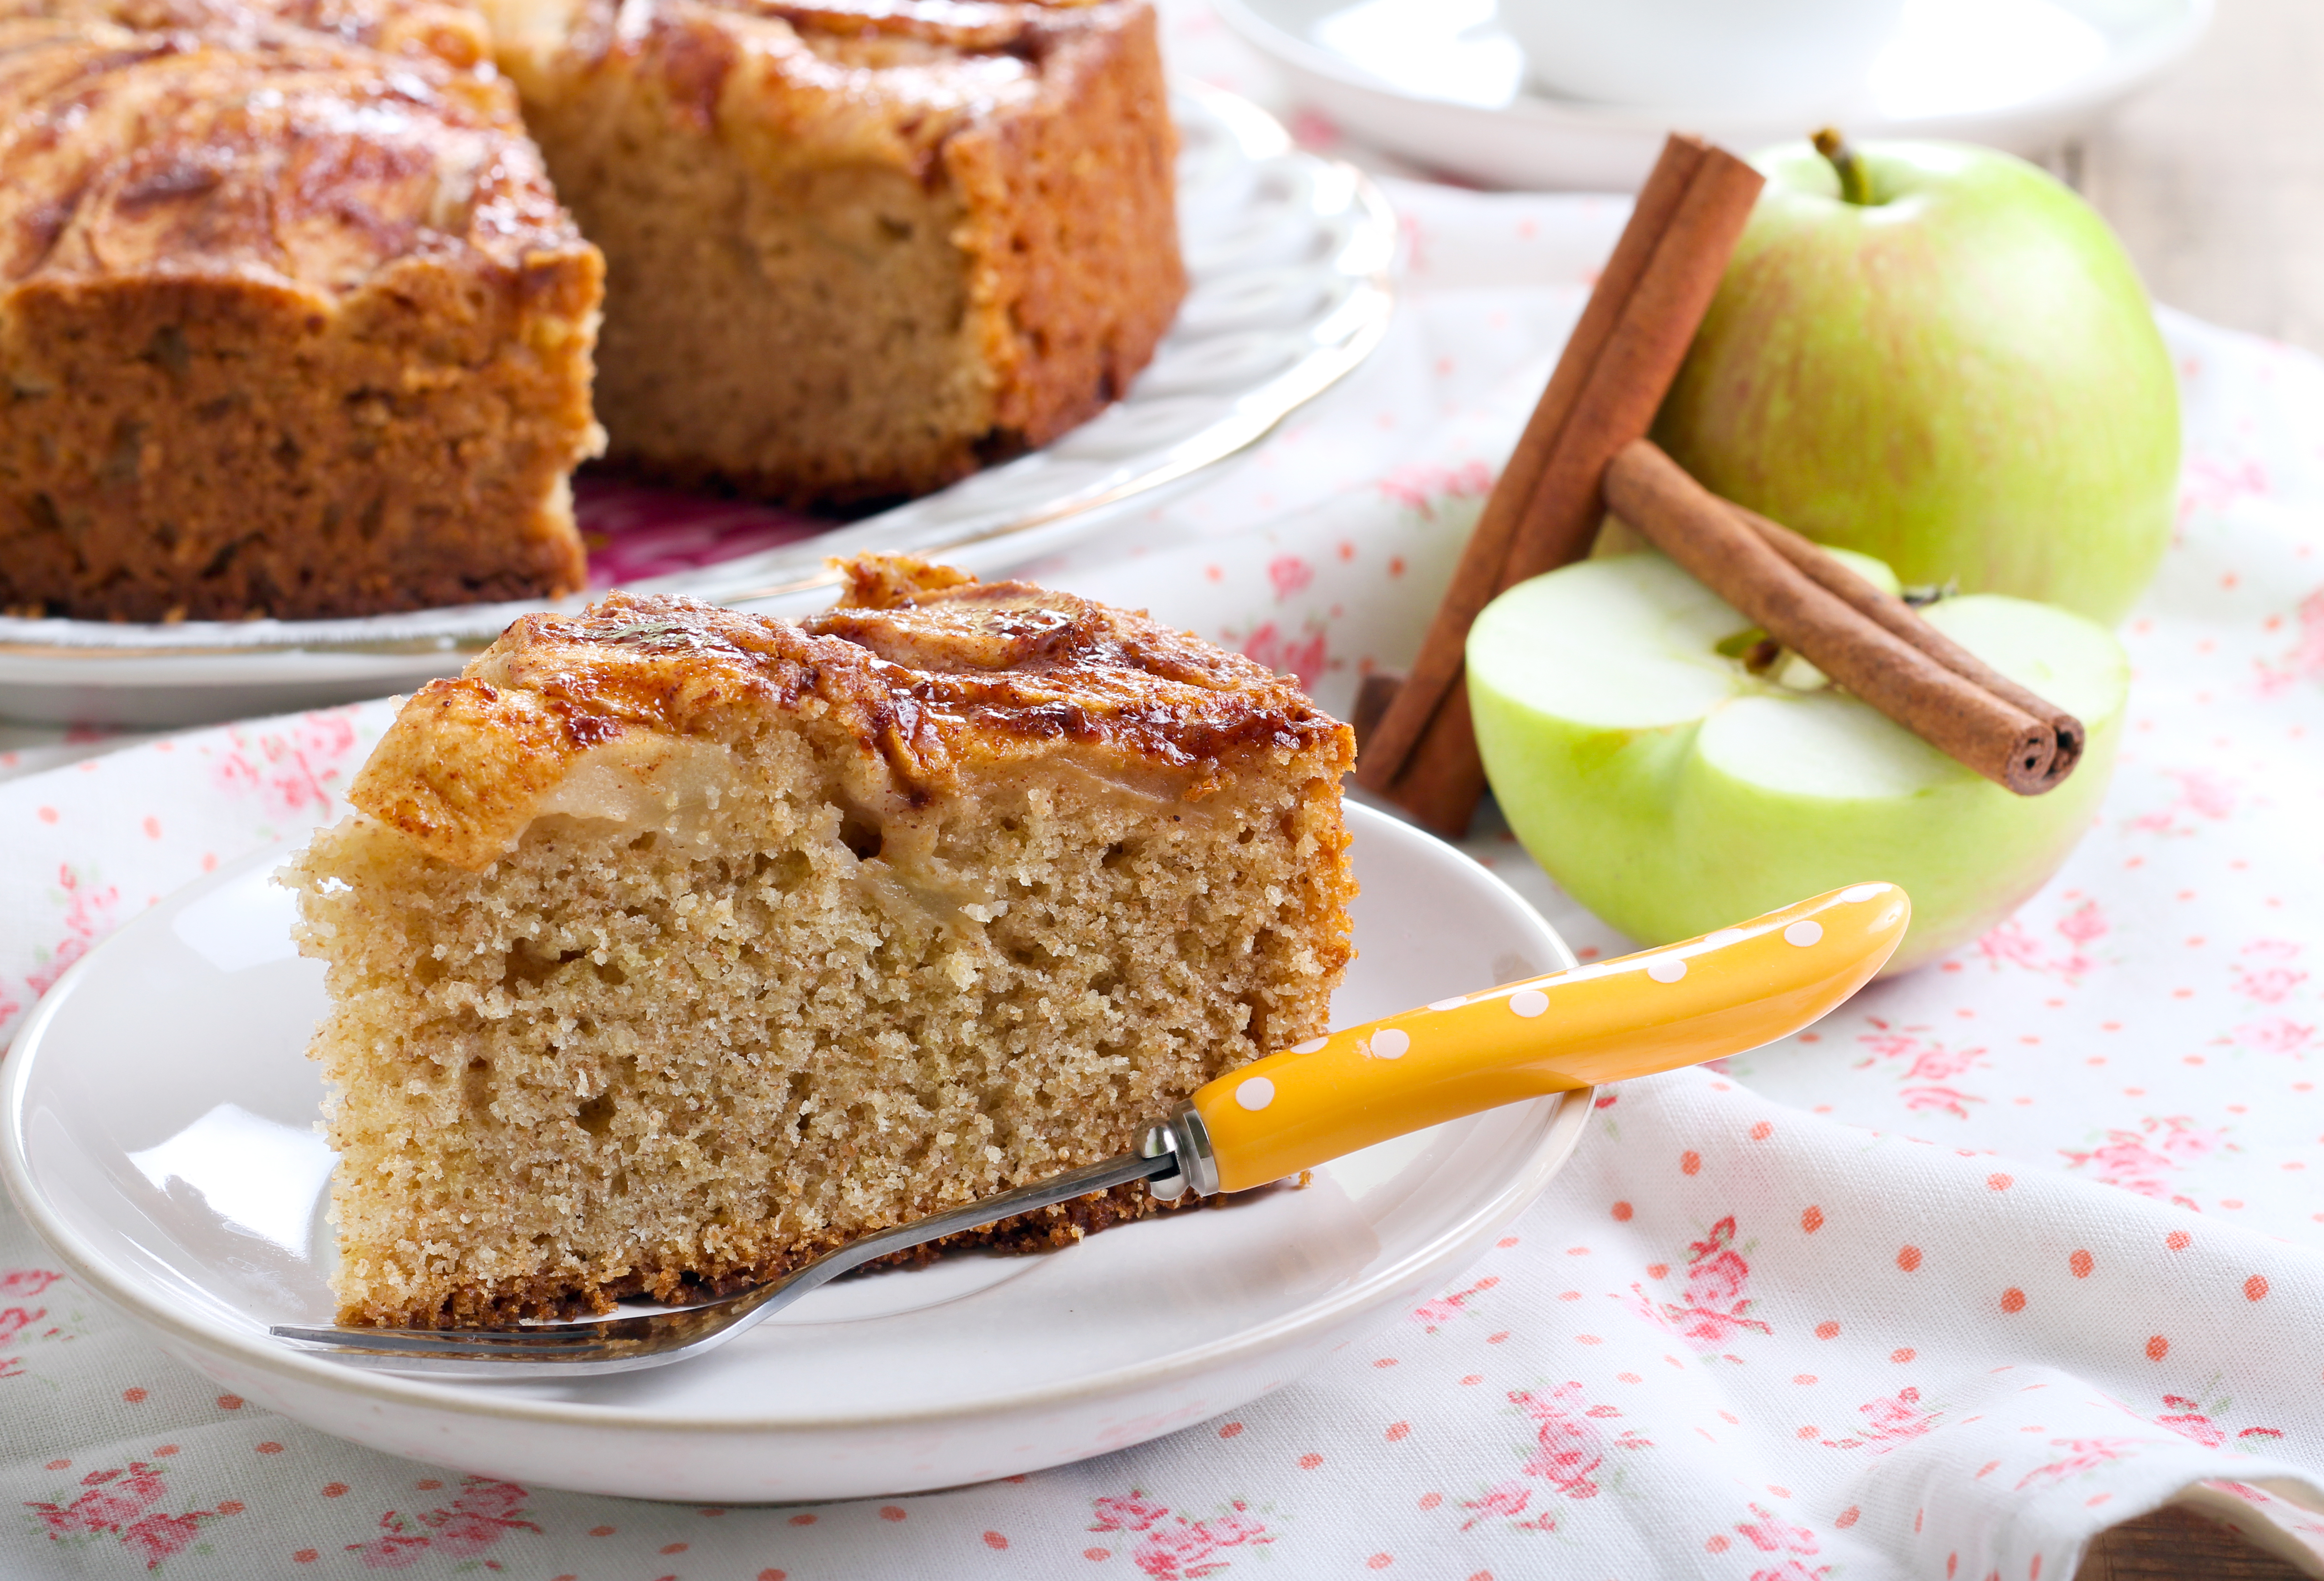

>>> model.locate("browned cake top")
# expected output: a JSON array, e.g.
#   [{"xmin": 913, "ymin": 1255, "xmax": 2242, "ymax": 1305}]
[
  {"xmin": 498, "ymin": 0, "xmax": 1140, "ymax": 172},
  {"xmin": 0, "ymin": 2, "xmax": 580, "ymax": 297},
  {"xmin": 0, "ymin": 0, "xmax": 494, "ymax": 62},
  {"xmin": 352, "ymin": 554, "xmax": 1353, "ymax": 868}
]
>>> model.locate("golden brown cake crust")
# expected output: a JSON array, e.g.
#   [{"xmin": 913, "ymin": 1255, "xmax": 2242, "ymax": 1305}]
[
  {"xmin": 0, "ymin": 3, "xmax": 604, "ymax": 620},
  {"xmin": 0, "ymin": 0, "xmax": 496, "ymax": 65},
  {"xmin": 946, "ymin": 1, "xmax": 1185, "ymax": 456},
  {"xmin": 354, "ymin": 552, "xmax": 1350, "ymax": 869}
]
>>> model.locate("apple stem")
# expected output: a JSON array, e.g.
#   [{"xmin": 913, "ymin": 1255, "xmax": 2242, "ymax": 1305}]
[{"xmin": 1812, "ymin": 126, "xmax": 1874, "ymax": 206}]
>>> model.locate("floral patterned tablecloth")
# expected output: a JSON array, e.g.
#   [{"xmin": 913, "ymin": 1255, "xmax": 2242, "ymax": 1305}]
[{"xmin": 11, "ymin": 21, "xmax": 2324, "ymax": 1580}]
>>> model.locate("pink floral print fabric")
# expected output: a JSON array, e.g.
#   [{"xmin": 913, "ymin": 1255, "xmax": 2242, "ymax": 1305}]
[{"xmin": 8, "ymin": 45, "xmax": 2324, "ymax": 1580}]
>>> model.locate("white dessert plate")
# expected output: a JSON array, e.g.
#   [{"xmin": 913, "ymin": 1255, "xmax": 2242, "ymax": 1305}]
[
  {"xmin": 0, "ymin": 82, "xmax": 1396, "ymax": 729},
  {"xmin": 1216, "ymin": 0, "xmax": 2211, "ymax": 190},
  {"xmin": 0, "ymin": 803, "xmax": 1588, "ymax": 1503}
]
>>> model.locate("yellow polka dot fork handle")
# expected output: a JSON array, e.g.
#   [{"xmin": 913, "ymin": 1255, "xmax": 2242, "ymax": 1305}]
[{"xmin": 1146, "ymin": 883, "xmax": 1910, "ymax": 1199}]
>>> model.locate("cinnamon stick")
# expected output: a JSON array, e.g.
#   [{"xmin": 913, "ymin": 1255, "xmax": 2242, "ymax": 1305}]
[
  {"xmin": 1358, "ymin": 134, "xmax": 1765, "ymax": 836},
  {"xmin": 1731, "ymin": 505, "xmax": 2086, "ymax": 779},
  {"xmin": 1605, "ymin": 440, "xmax": 2073, "ymax": 796},
  {"xmin": 1360, "ymin": 137, "xmax": 1710, "ymax": 790}
]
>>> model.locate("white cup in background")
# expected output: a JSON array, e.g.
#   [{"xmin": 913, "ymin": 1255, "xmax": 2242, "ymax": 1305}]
[{"xmin": 1497, "ymin": 0, "xmax": 1910, "ymax": 112}]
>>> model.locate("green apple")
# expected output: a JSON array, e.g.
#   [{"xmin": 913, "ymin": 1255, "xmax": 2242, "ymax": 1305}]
[
  {"xmin": 1466, "ymin": 550, "xmax": 2127, "ymax": 974},
  {"xmin": 1652, "ymin": 138, "xmax": 2178, "ymax": 627}
]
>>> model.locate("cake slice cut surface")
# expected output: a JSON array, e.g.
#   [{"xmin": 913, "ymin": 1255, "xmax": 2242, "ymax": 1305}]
[
  {"xmin": 285, "ymin": 555, "xmax": 1354, "ymax": 1327},
  {"xmin": 481, "ymin": 0, "xmax": 1186, "ymax": 504}
]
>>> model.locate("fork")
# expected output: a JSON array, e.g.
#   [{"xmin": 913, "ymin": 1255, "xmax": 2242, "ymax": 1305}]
[{"xmin": 272, "ymin": 881, "xmax": 1908, "ymax": 1375}]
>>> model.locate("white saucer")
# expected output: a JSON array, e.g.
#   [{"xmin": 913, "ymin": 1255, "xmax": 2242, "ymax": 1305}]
[
  {"xmin": 1216, "ymin": 0, "xmax": 2212, "ymax": 190},
  {"xmin": 0, "ymin": 82, "xmax": 1396, "ymax": 729},
  {"xmin": 0, "ymin": 803, "xmax": 1587, "ymax": 1503}
]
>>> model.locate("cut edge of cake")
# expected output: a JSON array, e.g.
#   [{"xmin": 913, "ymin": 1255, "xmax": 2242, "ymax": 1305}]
[{"xmin": 483, "ymin": 0, "xmax": 1186, "ymax": 506}]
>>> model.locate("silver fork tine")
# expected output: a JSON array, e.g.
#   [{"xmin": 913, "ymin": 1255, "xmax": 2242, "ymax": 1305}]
[{"xmin": 270, "ymin": 1144, "xmax": 1180, "ymax": 1376}]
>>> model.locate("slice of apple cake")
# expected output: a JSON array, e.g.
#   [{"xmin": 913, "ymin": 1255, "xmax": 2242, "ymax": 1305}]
[{"xmin": 285, "ymin": 554, "xmax": 1354, "ymax": 1327}]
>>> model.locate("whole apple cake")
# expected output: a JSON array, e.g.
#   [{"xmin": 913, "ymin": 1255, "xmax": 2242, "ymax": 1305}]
[
  {"xmin": 0, "ymin": 0, "xmax": 605, "ymax": 621},
  {"xmin": 284, "ymin": 555, "xmax": 1355, "ymax": 1327},
  {"xmin": 481, "ymin": 0, "xmax": 1186, "ymax": 505}
]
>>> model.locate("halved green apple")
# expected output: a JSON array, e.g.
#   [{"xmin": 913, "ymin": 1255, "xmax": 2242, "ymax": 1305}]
[{"xmin": 1466, "ymin": 550, "xmax": 2126, "ymax": 973}]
